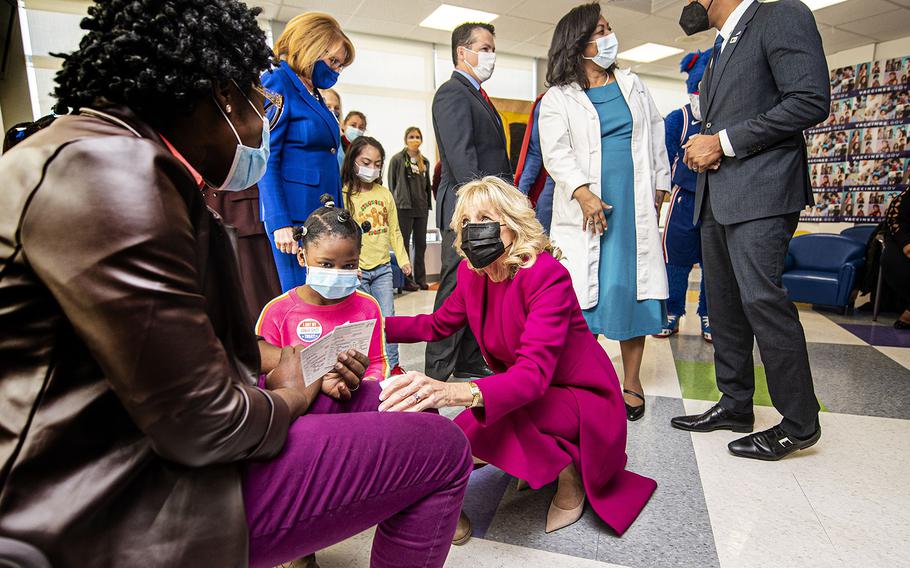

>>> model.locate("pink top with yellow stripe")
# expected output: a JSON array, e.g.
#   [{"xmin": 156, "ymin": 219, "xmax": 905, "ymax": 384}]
[{"xmin": 255, "ymin": 289, "xmax": 390, "ymax": 380}]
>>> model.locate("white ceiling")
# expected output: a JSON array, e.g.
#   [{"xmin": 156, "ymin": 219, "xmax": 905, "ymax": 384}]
[{"xmin": 248, "ymin": 0, "xmax": 910, "ymax": 79}]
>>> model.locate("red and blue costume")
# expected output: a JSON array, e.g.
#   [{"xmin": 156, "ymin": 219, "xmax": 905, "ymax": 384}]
[{"xmin": 657, "ymin": 49, "xmax": 714, "ymax": 340}]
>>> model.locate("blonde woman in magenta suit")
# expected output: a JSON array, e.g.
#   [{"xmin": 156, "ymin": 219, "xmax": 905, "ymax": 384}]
[{"xmin": 380, "ymin": 177, "xmax": 656, "ymax": 543}]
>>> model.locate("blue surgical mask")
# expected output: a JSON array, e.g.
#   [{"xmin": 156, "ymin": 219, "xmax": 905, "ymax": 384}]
[
  {"xmin": 584, "ymin": 33, "xmax": 619, "ymax": 70},
  {"xmin": 304, "ymin": 258, "xmax": 360, "ymax": 300},
  {"xmin": 345, "ymin": 125, "xmax": 364, "ymax": 141},
  {"xmin": 213, "ymin": 92, "xmax": 270, "ymax": 192},
  {"xmin": 312, "ymin": 60, "xmax": 340, "ymax": 89}
]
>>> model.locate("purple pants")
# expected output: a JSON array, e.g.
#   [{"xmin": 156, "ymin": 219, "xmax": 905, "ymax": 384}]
[{"xmin": 243, "ymin": 381, "xmax": 472, "ymax": 568}]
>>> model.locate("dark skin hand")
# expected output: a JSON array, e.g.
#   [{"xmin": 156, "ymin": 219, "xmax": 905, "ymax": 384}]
[{"xmin": 259, "ymin": 340, "xmax": 370, "ymax": 412}]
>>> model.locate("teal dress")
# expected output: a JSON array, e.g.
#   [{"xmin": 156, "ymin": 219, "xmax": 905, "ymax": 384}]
[{"xmin": 582, "ymin": 82, "xmax": 666, "ymax": 340}]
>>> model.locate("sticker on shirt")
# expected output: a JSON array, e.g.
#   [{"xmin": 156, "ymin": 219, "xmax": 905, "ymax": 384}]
[{"xmin": 297, "ymin": 318, "xmax": 323, "ymax": 343}]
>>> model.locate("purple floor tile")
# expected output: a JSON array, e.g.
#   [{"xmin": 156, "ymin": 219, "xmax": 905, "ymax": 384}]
[
  {"xmin": 461, "ymin": 466, "xmax": 513, "ymax": 538},
  {"xmin": 840, "ymin": 324, "xmax": 910, "ymax": 348}
]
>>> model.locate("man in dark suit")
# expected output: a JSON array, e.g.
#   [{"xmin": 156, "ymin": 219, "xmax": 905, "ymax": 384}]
[
  {"xmin": 670, "ymin": 0, "xmax": 831, "ymax": 460},
  {"xmin": 426, "ymin": 22, "xmax": 513, "ymax": 380}
]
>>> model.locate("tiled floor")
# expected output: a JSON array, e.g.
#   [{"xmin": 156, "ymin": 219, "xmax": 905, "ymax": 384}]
[{"xmin": 319, "ymin": 270, "xmax": 910, "ymax": 568}]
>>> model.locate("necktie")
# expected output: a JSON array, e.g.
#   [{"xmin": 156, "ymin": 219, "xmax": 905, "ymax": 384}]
[
  {"xmin": 711, "ymin": 34, "xmax": 724, "ymax": 68},
  {"xmin": 479, "ymin": 87, "xmax": 495, "ymax": 111}
]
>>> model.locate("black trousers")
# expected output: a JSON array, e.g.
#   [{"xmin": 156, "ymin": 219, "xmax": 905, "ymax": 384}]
[
  {"xmin": 700, "ymin": 193, "xmax": 820, "ymax": 437},
  {"xmin": 881, "ymin": 238, "xmax": 910, "ymax": 310},
  {"xmin": 398, "ymin": 210, "xmax": 428, "ymax": 286},
  {"xmin": 424, "ymin": 224, "xmax": 485, "ymax": 380}
]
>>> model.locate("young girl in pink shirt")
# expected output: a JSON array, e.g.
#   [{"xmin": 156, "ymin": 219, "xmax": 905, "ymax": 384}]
[{"xmin": 256, "ymin": 195, "xmax": 390, "ymax": 387}]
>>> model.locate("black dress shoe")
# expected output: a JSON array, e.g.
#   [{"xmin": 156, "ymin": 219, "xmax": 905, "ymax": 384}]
[
  {"xmin": 452, "ymin": 365, "xmax": 494, "ymax": 379},
  {"xmin": 728, "ymin": 425, "xmax": 821, "ymax": 461},
  {"xmin": 623, "ymin": 389, "xmax": 645, "ymax": 422},
  {"xmin": 670, "ymin": 403, "xmax": 754, "ymax": 433},
  {"xmin": 895, "ymin": 319, "xmax": 910, "ymax": 330}
]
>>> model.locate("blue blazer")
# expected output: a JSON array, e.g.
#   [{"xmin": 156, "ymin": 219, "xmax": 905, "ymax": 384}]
[{"xmin": 260, "ymin": 61, "xmax": 342, "ymax": 233}]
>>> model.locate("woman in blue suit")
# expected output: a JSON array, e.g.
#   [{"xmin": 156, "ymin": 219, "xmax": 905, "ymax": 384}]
[{"xmin": 261, "ymin": 13, "xmax": 355, "ymax": 290}]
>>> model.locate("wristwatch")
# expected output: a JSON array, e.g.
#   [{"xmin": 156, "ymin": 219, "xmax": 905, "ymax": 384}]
[{"xmin": 466, "ymin": 381, "xmax": 482, "ymax": 408}]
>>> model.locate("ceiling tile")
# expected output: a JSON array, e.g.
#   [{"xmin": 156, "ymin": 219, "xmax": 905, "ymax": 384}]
[
  {"xmin": 245, "ymin": 0, "xmax": 280, "ymax": 20},
  {"xmin": 813, "ymin": 0, "xmax": 894, "ymax": 26},
  {"xmin": 407, "ymin": 26, "xmax": 457, "ymax": 46},
  {"xmin": 352, "ymin": 0, "xmax": 438, "ymax": 24},
  {"xmin": 344, "ymin": 16, "xmax": 416, "ymax": 38},
  {"xmin": 526, "ymin": 26, "xmax": 554, "ymax": 48},
  {"xmin": 838, "ymin": 8, "xmax": 910, "ymax": 41},
  {"xmin": 818, "ymin": 25, "xmax": 877, "ymax": 53},
  {"xmin": 487, "ymin": 15, "xmax": 553, "ymax": 43},
  {"xmin": 511, "ymin": 0, "xmax": 594, "ymax": 24},
  {"xmin": 448, "ymin": 0, "xmax": 525, "ymax": 15},
  {"xmin": 280, "ymin": 0, "xmax": 363, "ymax": 10}
]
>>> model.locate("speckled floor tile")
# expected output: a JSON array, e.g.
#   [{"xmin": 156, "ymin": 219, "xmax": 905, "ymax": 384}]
[{"xmin": 807, "ymin": 343, "xmax": 910, "ymax": 419}]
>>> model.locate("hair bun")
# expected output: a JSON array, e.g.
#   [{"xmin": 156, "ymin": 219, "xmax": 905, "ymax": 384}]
[
  {"xmin": 320, "ymin": 193, "xmax": 335, "ymax": 207},
  {"xmin": 360, "ymin": 220, "xmax": 372, "ymax": 233},
  {"xmin": 292, "ymin": 225, "xmax": 307, "ymax": 241}
]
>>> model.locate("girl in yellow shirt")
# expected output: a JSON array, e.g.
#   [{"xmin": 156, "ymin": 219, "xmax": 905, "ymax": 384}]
[{"xmin": 342, "ymin": 136, "xmax": 411, "ymax": 375}]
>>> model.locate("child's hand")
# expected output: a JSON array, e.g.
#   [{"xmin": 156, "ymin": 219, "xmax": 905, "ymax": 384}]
[
  {"xmin": 320, "ymin": 350, "xmax": 370, "ymax": 401},
  {"xmin": 401, "ymin": 264, "xmax": 412, "ymax": 277},
  {"xmin": 321, "ymin": 372, "xmax": 352, "ymax": 401}
]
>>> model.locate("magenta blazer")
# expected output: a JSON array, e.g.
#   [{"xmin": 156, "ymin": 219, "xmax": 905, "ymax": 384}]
[{"xmin": 386, "ymin": 252, "xmax": 656, "ymax": 535}]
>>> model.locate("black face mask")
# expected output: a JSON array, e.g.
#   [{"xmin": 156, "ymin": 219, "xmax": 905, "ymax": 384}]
[
  {"xmin": 679, "ymin": 0, "xmax": 714, "ymax": 36},
  {"xmin": 461, "ymin": 221, "xmax": 506, "ymax": 269}
]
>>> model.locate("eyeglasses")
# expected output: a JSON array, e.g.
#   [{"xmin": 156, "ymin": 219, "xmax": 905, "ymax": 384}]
[
  {"xmin": 253, "ymin": 85, "xmax": 284, "ymax": 130},
  {"xmin": 323, "ymin": 50, "xmax": 347, "ymax": 72}
]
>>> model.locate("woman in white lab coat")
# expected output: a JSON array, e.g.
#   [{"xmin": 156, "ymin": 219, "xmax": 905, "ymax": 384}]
[{"xmin": 539, "ymin": 2, "xmax": 670, "ymax": 422}]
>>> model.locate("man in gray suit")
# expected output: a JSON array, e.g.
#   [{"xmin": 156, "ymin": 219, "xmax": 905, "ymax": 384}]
[{"xmin": 670, "ymin": 0, "xmax": 831, "ymax": 461}]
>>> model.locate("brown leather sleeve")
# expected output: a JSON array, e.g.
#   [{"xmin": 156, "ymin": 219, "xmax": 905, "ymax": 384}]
[{"xmin": 20, "ymin": 137, "xmax": 290, "ymax": 466}]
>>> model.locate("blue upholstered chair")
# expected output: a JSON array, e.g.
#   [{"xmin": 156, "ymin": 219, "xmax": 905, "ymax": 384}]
[
  {"xmin": 782, "ymin": 234, "xmax": 866, "ymax": 309},
  {"xmin": 839, "ymin": 224, "xmax": 878, "ymax": 245}
]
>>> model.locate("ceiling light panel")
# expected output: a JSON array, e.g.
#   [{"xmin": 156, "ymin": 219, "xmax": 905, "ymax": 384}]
[{"xmin": 419, "ymin": 4, "xmax": 499, "ymax": 31}]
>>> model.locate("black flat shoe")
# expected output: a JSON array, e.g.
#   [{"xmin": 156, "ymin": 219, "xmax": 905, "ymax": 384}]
[
  {"xmin": 623, "ymin": 389, "xmax": 645, "ymax": 421},
  {"xmin": 453, "ymin": 365, "xmax": 494, "ymax": 379},
  {"xmin": 895, "ymin": 319, "xmax": 910, "ymax": 330},
  {"xmin": 671, "ymin": 403, "xmax": 754, "ymax": 433},
  {"xmin": 728, "ymin": 424, "xmax": 821, "ymax": 461}
]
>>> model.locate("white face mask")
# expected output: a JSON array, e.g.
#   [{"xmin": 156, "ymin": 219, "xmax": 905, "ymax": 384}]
[
  {"xmin": 464, "ymin": 48, "xmax": 496, "ymax": 83},
  {"xmin": 584, "ymin": 33, "xmax": 619, "ymax": 70},
  {"xmin": 356, "ymin": 164, "xmax": 380, "ymax": 183},
  {"xmin": 689, "ymin": 93, "xmax": 702, "ymax": 121}
]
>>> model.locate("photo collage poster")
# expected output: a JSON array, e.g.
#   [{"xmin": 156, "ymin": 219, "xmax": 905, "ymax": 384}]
[{"xmin": 803, "ymin": 56, "xmax": 910, "ymax": 222}]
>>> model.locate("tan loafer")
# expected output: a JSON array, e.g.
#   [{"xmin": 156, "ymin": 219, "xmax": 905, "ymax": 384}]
[{"xmin": 452, "ymin": 510, "xmax": 472, "ymax": 545}]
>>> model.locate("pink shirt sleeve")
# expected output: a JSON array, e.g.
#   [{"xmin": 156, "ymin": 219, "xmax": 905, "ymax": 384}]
[{"xmin": 255, "ymin": 293, "xmax": 290, "ymax": 347}]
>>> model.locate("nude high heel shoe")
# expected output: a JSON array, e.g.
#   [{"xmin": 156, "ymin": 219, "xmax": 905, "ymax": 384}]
[
  {"xmin": 545, "ymin": 466, "xmax": 585, "ymax": 533},
  {"xmin": 545, "ymin": 494, "xmax": 586, "ymax": 533}
]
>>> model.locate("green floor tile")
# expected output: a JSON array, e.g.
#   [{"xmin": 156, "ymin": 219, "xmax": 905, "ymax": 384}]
[{"xmin": 674, "ymin": 360, "xmax": 826, "ymax": 411}]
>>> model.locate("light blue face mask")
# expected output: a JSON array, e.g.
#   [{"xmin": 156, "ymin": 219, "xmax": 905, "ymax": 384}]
[
  {"xmin": 304, "ymin": 255, "xmax": 360, "ymax": 300},
  {"xmin": 345, "ymin": 125, "xmax": 364, "ymax": 142},
  {"xmin": 213, "ymin": 91, "xmax": 270, "ymax": 192},
  {"xmin": 584, "ymin": 33, "xmax": 619, "ymax": 70}
]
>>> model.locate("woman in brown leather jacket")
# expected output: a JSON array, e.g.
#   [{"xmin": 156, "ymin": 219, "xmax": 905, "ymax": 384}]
[{"xmin": 0, "ymin": 2, "xmax": 471, "ymax": 567}]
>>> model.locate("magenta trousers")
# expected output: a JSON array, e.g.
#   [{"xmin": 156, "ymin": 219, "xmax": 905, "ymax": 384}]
[{"xmin": 243, "ymin": 380, "xmax": 473, "ymax": 568}]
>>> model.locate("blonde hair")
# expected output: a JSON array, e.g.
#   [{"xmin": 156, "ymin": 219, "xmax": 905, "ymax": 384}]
[
  {"xmin": 274, "ymin": 13, "xmax": 355, "ymax": 78},
  {"xmin": 452, "ymin": 176, "xmax": 562, "ymax": 276}
]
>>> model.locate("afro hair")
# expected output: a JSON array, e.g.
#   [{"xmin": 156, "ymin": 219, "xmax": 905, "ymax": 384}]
[{"xmin": 52, "ymin": 0, "xmax": 274, "ymax": 123}]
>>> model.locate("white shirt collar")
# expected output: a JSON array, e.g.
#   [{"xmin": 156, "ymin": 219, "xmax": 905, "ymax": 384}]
[{"xmin": 719, "ymin": 0, "xmax": 755, "ymax": 47}]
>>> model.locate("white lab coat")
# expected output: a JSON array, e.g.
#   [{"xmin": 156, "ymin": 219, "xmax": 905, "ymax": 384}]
[{"xmin": 539, "ymin": 68, "xmax": 670, "ymax": 309}]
